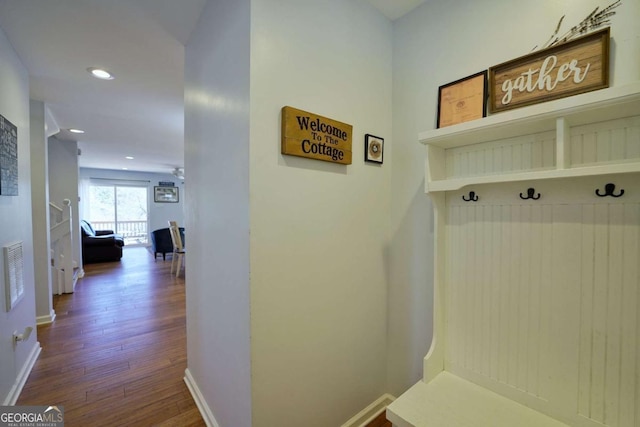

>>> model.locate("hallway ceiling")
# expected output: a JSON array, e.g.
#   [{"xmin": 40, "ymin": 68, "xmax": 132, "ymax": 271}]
[
  {"xmin": 0, "ymin": 0, "xmax": 206, "ymax": 174},
  {"xmin": 0, "ymin": 0, "xmax": 423, "ymax": 174}
]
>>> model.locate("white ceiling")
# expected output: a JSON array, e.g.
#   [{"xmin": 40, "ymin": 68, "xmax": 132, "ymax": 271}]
[{"xmin": 0, "ymin": 0, "xmax": 424, "ymax": 174}]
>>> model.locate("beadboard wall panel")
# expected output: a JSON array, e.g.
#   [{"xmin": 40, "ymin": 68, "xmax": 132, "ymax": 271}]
[
  {"xmin": 570, "ymin": 116, "xmax": 640, "ymax": 167},
  {"xmin": 445, "ymin": 177, "xmax": 639, "ymax": 427},
  {"xmin": 445, "ymin": 132, "xmax": 556, "ymax": 179}
]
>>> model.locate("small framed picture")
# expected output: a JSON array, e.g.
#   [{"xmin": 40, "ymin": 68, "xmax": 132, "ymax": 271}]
[
  {"xmin": 437, "ymin": 70, "xmax": 487, "ymax": 128},
  {"xmin": 364, "ymin": 134, "xmax": 384, "ymax": 164},
  {"xmin": 154, "ymin": 186, "xmax": 179, "ymax": 203}
]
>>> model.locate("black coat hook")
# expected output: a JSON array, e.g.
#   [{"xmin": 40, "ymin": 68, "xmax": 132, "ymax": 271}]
[
  {"xmin": 595, "ymin": 183, "xmax": 624, "ymax": 198},
  {"xmin": 462, "ymin": 191, "xmax": 479, "ymax": 202},
  {"xmin": 519, "ymin": 188, "xmax": 541, "ymax": 200}
]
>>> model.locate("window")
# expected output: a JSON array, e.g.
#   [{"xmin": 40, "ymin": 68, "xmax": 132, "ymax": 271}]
[{"xmin": 88, "ymin": 184, "xmax": 149, "ymax": 245}]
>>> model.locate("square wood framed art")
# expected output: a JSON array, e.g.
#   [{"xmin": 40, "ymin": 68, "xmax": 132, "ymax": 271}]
[
  {"xmin": 364, "ymin": 134, "xmax": 384, "ymax": 164},
  {"xmin": 437, "ymin": 70, "xmax": 488, "ymax": 128}
]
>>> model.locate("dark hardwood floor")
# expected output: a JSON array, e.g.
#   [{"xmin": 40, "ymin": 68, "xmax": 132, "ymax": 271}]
[
  {"xmin": 18, "ymin": 247, "xmax": 204, "ymax": 427},
  {"xmin": 365, "ymin": 410, "xmax": 392, "ymax": 427}
]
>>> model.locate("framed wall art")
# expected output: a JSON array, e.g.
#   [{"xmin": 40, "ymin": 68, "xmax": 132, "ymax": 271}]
[
  {"xmin": 154, "ymin": 186, "xmax": 179, "ymax": 203},
  {"xmin": 437, "ymin": 70, "xmax": 488, "ymax": 128},
  {"xmin": 281, "ymin": 106, "xmax": 353, "ymax": 165},
  {"xmin": 489, "ymin": 28, "xmax": 609, "ymax": 113},
  {"xmin": 364, "ymin": 134, "xmax": 384, "ymax": 164},
  {"xmin": 0, "ymin": 114, "xmax": 18, "ymax": 196}
]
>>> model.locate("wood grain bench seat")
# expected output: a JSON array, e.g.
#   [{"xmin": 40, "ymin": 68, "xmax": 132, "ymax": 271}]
[{"xmin": 386, "ymin": 372, "xmax": 567, "ymax": 427}]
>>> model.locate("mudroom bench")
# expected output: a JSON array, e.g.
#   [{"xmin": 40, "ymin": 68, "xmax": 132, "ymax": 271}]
[{"xmin": 387, "ymin": 83, "xmax": 640, "ymax": 427}]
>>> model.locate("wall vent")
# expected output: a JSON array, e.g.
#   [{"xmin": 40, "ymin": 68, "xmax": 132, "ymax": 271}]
[{"xmin": 4, "ymin": 241, "xmax": 24, "ymax": 312}]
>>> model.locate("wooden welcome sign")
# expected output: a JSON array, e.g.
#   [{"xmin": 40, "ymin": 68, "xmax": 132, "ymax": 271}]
[
  {"xmin": 281, "ymin": 106, "xmax": 352, "ymax": 165},
  {"xmin": 489, "ymin": 28, "xmax": 610, "ymax": 113}
]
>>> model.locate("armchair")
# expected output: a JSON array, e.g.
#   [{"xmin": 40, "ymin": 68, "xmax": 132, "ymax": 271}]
[
  {"xmin": 80, "ymin": 220, "xmax": 125, "ymax": 264},
  {"xmin": 151, "ymin": 227, "xmax": 185, "ymax": 260}
]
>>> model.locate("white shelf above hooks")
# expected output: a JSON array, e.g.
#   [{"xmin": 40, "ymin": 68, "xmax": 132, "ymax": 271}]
[{"xmin": 422, "ymin": 82, "xmax": 640, "ymax": 193}]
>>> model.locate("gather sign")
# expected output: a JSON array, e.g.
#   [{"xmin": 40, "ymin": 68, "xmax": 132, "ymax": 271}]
[
  {"xmin": 489, "ymin": 28, "xmax": 609, "ymax": 113},
  {"xmin": 281, "ymin": 106, "xmax": 352, "ymax": 165}
]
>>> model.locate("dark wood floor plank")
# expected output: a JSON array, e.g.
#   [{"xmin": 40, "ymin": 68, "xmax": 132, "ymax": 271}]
[
  {"xmin": 17, "ymin": 247, "xmax": 205, "ymax": 426},
  {"xmin": 365, "ymin": 410, "xmax": 393, "ymax": 427}
]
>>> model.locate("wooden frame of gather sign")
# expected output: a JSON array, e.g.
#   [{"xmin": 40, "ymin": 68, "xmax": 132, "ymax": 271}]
[{"xmin": 489, "ymin": 27, "xmax": 610, "ymax": 113}]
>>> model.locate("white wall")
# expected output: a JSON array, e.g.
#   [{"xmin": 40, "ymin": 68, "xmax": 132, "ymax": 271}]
[
  {"xmin": 29, "ymin": 100, "xmax": 53, "ymax": 324},
  {"xmin": 249, "ymin": 1, "xmax": 392, "ymax": 426},
  {"xmin": 184, "ymin": 0, "xmax": 252, "ymax": 426},
  {"xmin": 186, "ymin": 0, "xmax": 392, "ymax": 425},
  {"xmin": 185, "ymin": 0, "xmax": 640, "ymax": 423},
  {"xmin": 79, "ymin": 168, "xmax": 185, "ymax": 234},
  {"xmin": 388, "ymin": 0, "xmax": 640, "ymax": 396},
  {"xmin": 48, "ymin": 137, "xmax": 81, "ymax": 271},
  {"xmin": 0, "ymin": 25, "xmax": 38, "ymax": 404}
]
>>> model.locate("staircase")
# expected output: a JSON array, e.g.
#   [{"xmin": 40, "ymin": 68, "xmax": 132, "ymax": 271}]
[{"xmin": 49, "ymin": 199, "xmax": 78, "ymax": 294}]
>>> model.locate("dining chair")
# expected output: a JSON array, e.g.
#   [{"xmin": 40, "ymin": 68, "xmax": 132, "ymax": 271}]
[{"xmin": 168, "ymin": 220, "xmax": 186, "ymax": 278}]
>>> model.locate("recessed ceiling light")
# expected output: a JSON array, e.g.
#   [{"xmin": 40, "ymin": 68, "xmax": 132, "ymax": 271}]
[
  {"xmin": 87, "ymin": 67, "xmax": 114, "ymax": 80},
  {"xmin": 68, "ymin": 128, "xmax": 85, "ymax": 134},
  {"xmin": 122, "ymin": 167, "xmax": 128, "ymax": 170},
  {"xmin": 125, "ymin": 156, "xmax": 134, "ymax": 160}
]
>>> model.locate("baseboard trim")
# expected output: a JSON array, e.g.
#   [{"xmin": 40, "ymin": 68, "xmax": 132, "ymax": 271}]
[
  {"xmin": 341, "ymin": 393, "xmax": 396, "ymax": 427},
  {"xmin": 184, "ymin": 368, "xmax": 220, "ymax": 427},
  {"xmin": 36, "ymin": 310, "xmax": 56, "ymax": 325},
  {"xmin": 3, "ymin": 342, "xmax": 41, "ymax": 405}
]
